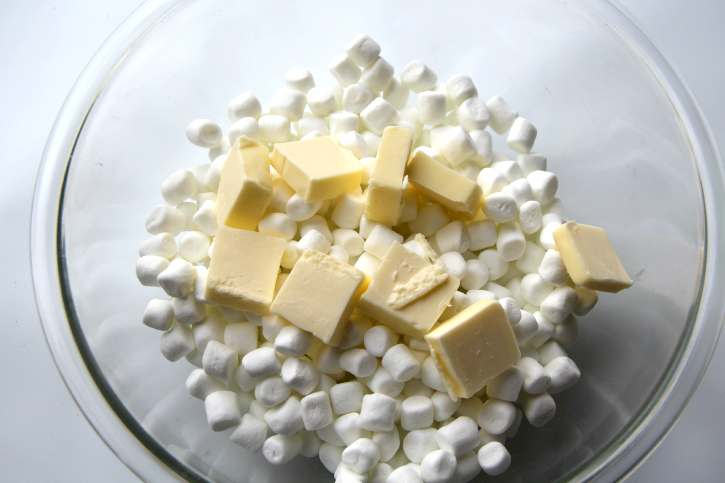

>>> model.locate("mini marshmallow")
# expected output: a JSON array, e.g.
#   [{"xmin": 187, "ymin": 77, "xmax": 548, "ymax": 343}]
[
  {"xmin": 281, "ymin": 357, "xmax": 320, "ymax": 395},
  {"xmin": 361, "ymin": 133, "xmax": 383, "ymax": 159},
  {"xmin": 538, "ymin": 249, "xmax": 568, "ymax": 287},
  {"xmin": 498, "ymin": 297, "xmax": 522, "ymax": 326},
  {"xmin": 189, "ymin": 200, "xmax": 216, "ymax": 237},
  {"xmin": 518, "ymin": 200, "xmax": 542, "ymax": 236},
  {"xmin": 204, "ymin": 390, "xmax": 241, "ymax": 432},
  {"xmin": 516, "ymin": 357, "xmax": 551, "ymax": 395},
  {"xmin": 433, "ymin": 126, "xmax": 475, "ymax": 166},
  {"xmin": 515, "ymin": 241, "xmax": 546, "ymax": 275},
  {"xmin": 339, "ymin": 315, "xmax": 373, "ymax": 351},
  {"xmin": 343, "ymin": 438, "xmax": 381, "ymax": 474},
  {"xmin": 400, "ymin": 106, "xmax": 424, "ymax": 139},
  {"xmin": 186, "ymin": 119, "xmax": 222, "ymax": 148},
  {"xmin": 373, "ymin": 427, "xmax": 401, "ymax": 463},
  {"xmin": 527, "ymin": 170, "xmax": 558, "ymax": 206},
  {"xmin": 403, "ymin": 428, "xmax": 439, "ymax": 464},
  {"xmin": 264, "ymin": 395, "xmax": 305, "ymax": 436},
  {"xmin": 491, "ymin": 161, "xmax": 523, "ymax": 184},
  {"xmin": 320, "ymin": 443, "xmax": 345, "ymax": 472},
  {"xmin": 339, "ymin": 131, "xmax": 368, "ymax": 159},
  {"xmin": 318, "ymin": 417, "xmax": 346, "ymax": 447},
  {"xmin": 476, "ymin": 169, "xmax": 506, "ymax": 200},
  {"xmin": 520, "ymin": 274, "xmax": 554, "ymax": 306},
  {"xmin": 330, "ymin": 229, "xmax": 364, "ymax": 259},
  {"xmin": 146, "ymin": 204, "xmax": 186, "ymax": 236},
  {"xmin": 478, "ymin": 399, "xmax": 516, "ymax": 435},
  {"xmin": 495, "ymin": 222, "xmax": 526, "ymax": 262},
  {"xmin": 401, "ymin": 61, "xmax": 438, "ymax": 93},
  {"xmin": 360, "ymin": 393, "xmax": 396, "ymax": 432},
  {"xmin": 438, "ymin": 252, "xmax": 467, "ymax": 280},
  {"xmin": 274, "ymin": 325, "xmax": 315, "ymax": 357},
  {"xmin": 186, "ymin": 368, "xmax": 225, "ymax": 401},
  {"xmin": 228, "ymin": 92, "xmax": 262, "ymax": 122},
  {"xmin": 449, "ymin": 451, "xmax": 481, "ymax": 483},
  {"xmin": 308, "ymin": 87, "xmax": 339, "ymax": 117},
  {"xmin": 258, "ymin": 212, "xmax": 297, "ymax": 241},
  {"xmin": 382, "ymin": 77, "xmax": 410, "ymax": 112},
  {"xmin": 486, "ymin": 366, "xmax": 524, "ymax": 402},
  {"xmin": 207, "ymin": 138, "xmax": 230, "ymax": 162},
  {"xmin": 417, "ymin": 91, "xmax": 447, "ymax": 126},
  {"xmin": 299, "ymin": 428, "xmax": 323, "ymax": 458},
  {"xmin": 258, "ymin": 115, "xmax": 292, "ymax": 143},
  {"xmin": 229, "ymin": 413, "xmax": 268, "ymax": 453},
  {"xmin": 228, "ymin": 117, "xmax": 260, "ymax": 145},
  {"xmin": 340, "ymin": 348, "xmax": 378, "ymax": 378},
  {"xmin": 177, "ymin": 231, "xmax": 210, "ymax": 263},
  {"xmin": 468, "ymin": 130, "xmax": 493, "ymax": 168},
  {"xmin": 335, "ymin": 412, "xmax": 372, "ymax": 446},
  {"xmin": 486, "ymin": 95, "xmax": 518, "ymax": 134},
  {"xmin": 255, "ymin": 375, "xmax": 292, "ymax": 408},
  {"xmin": 419, "ymin": 450, "xmax": 457, "ymax": 483},
  {"xmin": 419, "ymin": 357, "xmax": 446, "ymax": 393},
  {"xmin": 505, "ymin": 276, "xmax": 525, "ymax": 307},
  {"xmin": 445, "ymin": 75, "xmax": 477, "ymax": 106},
  {"xmin": 408, "ymin": 204, "xmax": 450, "ymax": 237},
  {"xmin": 263, "ymin": 434, "xmax": 303, "ymax": 465},
  {"xmin": 360, "ymin": 97, "xmax": 399, "ymax": 135},
  {"xmin": 431, "ymin": 392, "xmax": 462, "ymax": 423},
  {"xmin": 139, "ymin": 233, "xmax": 177, "ymax": 259},
  {"xmin": 477, "ymin": 442, "xmax": 510, "ymax": 476},
  {"xmin": 298, "ymin": 229, "xmax": 332, "ymax": 255},
  {"xmin": 205, "ymin": 155, "xmax": 226, "ymax": 192},
  {"xmin": 507, "ymin": 117, "xmax": 538, "ymax": 154},
  {"xmin": 521, "ymin": 391, "xmax": 556, "ymax": 427},
  {"xmin": 347, "ymin": 34, "xmax": 381, "ymax": 66},
  {"xmin": 299, "ymin": 215, "xmax": 333, "ymax": 242},
  {"xmin": 157, "ymin": 258, "xmax": 195, "ymax": 297},
  {"xmin": 331, "ymin": 381, "xmax": 365, "ymax": 415},
  {"xmin": 435, "ymin": 416, "xmax": 480, "ymax": 460},
  {"xmin": 301, "ymin": 391, "xmax": 334, "ymax": 431},
  {"xmin": 519, "ymin": 344, "xmax": 539, "ymax": 361},
  {"xmin": 553, "ymin": 314, "xmax": 579, "ymax": 348},
  {"xmin": 540, "ymin": 286, "xmax": 579, "ymax": 324},
  {"xmin": 401, "ymin": 396, "xmax": 434, "ymax": 431},
  {"xmin": 539, "ymin": 221, "xmax": 561, "ymax": 251},
  {"xmin": 143, "ymin": 299, "xmax": 175, "ymax": 332},
  {"xmin": 161, "ymin": 170, "xmax": 197, "ymax": 206},
  {"xmin": 364, "ymin": 225, "xmax": 404, "ymax": 259},
  {"xmin": 463, "ymin": 222, "xmax": 495, "ymax": 254},
  {"xmin": 512, "ymin": 310, "xmax": 538, "ymax": 344},
  {"xmin": 517, "ymin": 153, "xmax": 547, "ymax": 177},
  {"xmin": 285, "ymin": 67, "xmax": 315, "ymax": 93},
  {"xmin": 573, "ymin": 286, "xmax": 599, "ymax": 316},
  {"xmin": 482, "ymin": 193, "xmax": 517, "ymax": 224},
  {"xmin": 234, "ymin": 364, "xmax": 261, "ymax": 392},
  {"xmin": 202, "ymin": 341, "xmax": 238, "ymax": 383},
  {"xmin": 484, "ymin": 282, "xmax": 513, "ymax": 300},
  {"xmin": 363, "ymin": 367, "xmax": 403, "ymax": 399},
  {"xmin": 359, "ymin": 214, "xmax": 389, "ymax": 241},
  {"xmin": 455, "ymin": 97, "xmax": 490, "ymax": 132},
  {"xmin": 364, "ymin": 325, "xmax": 399, "ymax": 357},
  {"xmin": 501, "ymin": 179, "xmax": 533, "ymax": 209},
  {"xmin": 261, "ymin": 314, "xmax": 290, "ymax": 341},
  {"xmin": 242, "ymin": 347, "xmax": 281, "ymax": 378},
  {"xmin": 332, "ymin": 192, "xmax": 366, "ymax": 229},
  {"xmin": 545, "ymin": 357, "xmax": 580, "ymax": 394},
  {"xmin": 453, "ymin": 398, "xmax": 483, "ymax": 424},
  {"xmin": 176, "ymin": 201, "xmax": 198, "ymax": 231},
  {"xmin": 388, "ymin": 465, "xmax": 422, "ymax": 483},
  {"xmin": 190, "ymin": 315, "xmax": 223, "ymax": 354},
  {"xmin": 221, "ymin": 322, "xmax": 257, "ymax": 357},
  {"xmin": 343, "ymin": 83, "xmax": 374, "ymax": 114},
  {"xmin": 313, "ymin": 343, "xmax": 344, "ymax": 374},
  {"xmin": 286, "ymin": 194, "xmax": 323, "ymax": 222},
  {"xmin": 435, "ymin": 221, "xmax": 471, "ymax": 254},
  {"xmin": 135, "ymin": 256, "xmax": 170, "ymax": 288},
  {"xmin": 329, "ymin": 54, "xmax": 363, "ymax": 87},
  {"xmin": 460, "ymin": 260, "xmax": 488, "ymax": 291},
  {"xmin": 362, "ymin": 56, "xmax": 394, "ymax": 92},
  {"xmin": 404, "ymin": 379, "xmax": 434, "ymax": 399},
  {"xmin": 527, "ymin": 312, "xmax": 556, "ymax": 349}
]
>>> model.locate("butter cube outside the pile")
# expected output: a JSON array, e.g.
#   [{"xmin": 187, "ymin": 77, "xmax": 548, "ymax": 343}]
[
  {"xmin": 406, "ymin": 148, "xmax": 483, "ymax": 219},
  {"xmin": 357, "ymin": 241, "xmax": 459, "ymax": 338},
  {"xmin": 270, "ymin": 249, "xmax": 369, "ymax": 346},
  {"xmin": 553, "ymin": 221, "xmax": 633, "ymax": 293},
  {"xmin": 365, "ymin": 126, "xmax": 414, "ymax": 225},
  {"xmin": 205, "ymin": 226, "xmax": 286, "ymax": 314},
  {"xmin": 425, "ymin": 300, "xmax": 521, "ymax": 400},
  {"xmin": 271, "ymin": 136, "xmax": 364, "ymax": 202},
  {"xmin": 216, "ymin": 136, "xmax": 273, "ymax": 230}
]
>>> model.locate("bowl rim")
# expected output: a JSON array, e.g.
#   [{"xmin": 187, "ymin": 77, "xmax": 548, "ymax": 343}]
[{"xmin": 30, "ymin": 0, "xmax": 725, "ymax": 482}]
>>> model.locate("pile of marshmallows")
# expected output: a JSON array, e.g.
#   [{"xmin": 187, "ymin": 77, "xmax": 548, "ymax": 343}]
[{"xmin": 136, "ymin": 34, "xmax": 595, "ymax": 483}]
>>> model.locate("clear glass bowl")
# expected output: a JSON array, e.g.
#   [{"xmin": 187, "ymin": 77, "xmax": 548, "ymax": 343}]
[{"xmin": 31, "ymin": 0, "xmax": 725, "ymax": 482}]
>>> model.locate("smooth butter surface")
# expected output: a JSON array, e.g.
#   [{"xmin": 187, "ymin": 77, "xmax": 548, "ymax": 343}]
[
  {"xmin": 425, "ymin": 300, "xmax": 521, "ymax": 400},
  {"xmin": 205, "ymin": 226, "xmax": 286, "ymax": 314},
  {"xmin": 553, "ymin": 221, "xmax": 632, "ymax": 293}
]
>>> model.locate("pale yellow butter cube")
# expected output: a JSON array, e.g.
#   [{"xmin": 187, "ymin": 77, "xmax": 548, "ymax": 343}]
[
  {"xmin": 365, "ymin": 126, "xmax": 414, "ymax": 225},
  {"xmin": 553, "ymin": 221, "xmax": 632, "ymax": 293},
  {"xmin": 270, "ymin": 249, "xmax": 369, "ymax": 346},
  {"xmin": 357, "ymin": 242, "xmax": 459, "ymax": 338},
  {"xmin": 271, "ymin": 136, "xmax": 364, "ymax": 202},
  {"xmin": 205, "ymin": 225, "xmax": 286, "ymax": 314},
  {"xmin": 406, "ymin": 149, "xmax": 483, "ymax": 219},
  {"xmin": 425, "ymin": 300, "xmax": 521, "ymax": 400},
  {"xmin": 216, "ymin": 136, "xmax": 273, "ymax": 230}
]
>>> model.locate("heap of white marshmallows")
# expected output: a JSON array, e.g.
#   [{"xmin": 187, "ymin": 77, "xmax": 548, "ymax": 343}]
[{"xmin": 136, "ymin": 34, "xmax": 591, "ymax": 483}]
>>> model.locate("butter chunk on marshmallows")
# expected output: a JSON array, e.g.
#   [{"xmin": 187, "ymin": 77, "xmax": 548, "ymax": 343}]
[
  {"xmin": 270, "ymin": 249, "xmax": 369, "ymax": 346},
  {"xmin": 205, "ymin": 226, "xmax": 286, "ymax": 314},
  {"xmin": 425, "ymin": 300, "xmax": 520, "ymax": 400},
  {"xmin": 271, "ymin": 136, "xmax": 363, "ymax": 202}
]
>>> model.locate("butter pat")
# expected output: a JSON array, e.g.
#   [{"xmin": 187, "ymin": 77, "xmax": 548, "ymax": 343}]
[
  {"xmin": 425, "ymin": 300, "xmax": 521, "ymax": 400},
  {"xmin": 216, "ymin": 136, "xmax": 273, "ymax": 230},
  {"xmin": 271, "ymin": 136, "xmax": 364, "ymax": 202},
  {"xmin": 205, "ymin": 226, "xmax": 286, "ymax": 314},
  {"xmin": 270, "ymin": 249, "xmax": 369, "ymax": 346},
  {"xmin": 365, "ymin": 126, "xmax": 414, "ymax": 225},
  {"xmin": 406, "ymin": 149, "xmax": 483, "ymax": 219},
  {"xmin": 553, "ymin": 221, "xmax": 632, "ymax": 293},
  {"xmin": 357, "ymin": 242, "xmax": 459, "ymax": 338}
]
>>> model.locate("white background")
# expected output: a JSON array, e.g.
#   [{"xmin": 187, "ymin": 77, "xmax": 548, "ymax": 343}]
[{"xmin": 1, "ymin": 1, "xmax": 723, "ymax": 481}]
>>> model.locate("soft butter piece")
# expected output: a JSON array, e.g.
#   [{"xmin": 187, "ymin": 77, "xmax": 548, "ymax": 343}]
[
  {"xmin": 271, "ymin": 136, "xmax": 364, "ymax": 202},
  {"xmin": 205, "ymin": 225, "xmax": 286, "ymax": 314},
  {"xmin": 270, "ymin": 249, "xmax": 369, "ymax": 346},
  {"xmin": 216, "ymin": 136, "xmax": 273, "ymax": 230},
  {"xmin": 406, "ymin": 149, "xmax": 483, "ymax": 219},
  {"xmin": 425, "ymin": 300, "xmax": 521, "ymax": 400},
  {"xmin": 553, "ymin": 221, "xmax": 632, "ymax": 293},
  {"xmin": 365, "ymin": 126, "xmax": 414, "ymax": 225},
  {"xmin": 357, "ymin": 242, "xmax": 459, "ymax": 338}
]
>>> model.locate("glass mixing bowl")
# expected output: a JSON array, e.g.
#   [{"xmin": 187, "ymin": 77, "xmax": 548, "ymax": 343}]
[{"xmin": 31, "ymin": 0, "xmax": 725, "ymax": 481}]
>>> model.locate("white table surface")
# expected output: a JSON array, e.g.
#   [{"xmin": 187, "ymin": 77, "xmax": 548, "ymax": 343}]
[{"xmin": 2, "ymin": 1, "xmax": 723, "ymax": 481}]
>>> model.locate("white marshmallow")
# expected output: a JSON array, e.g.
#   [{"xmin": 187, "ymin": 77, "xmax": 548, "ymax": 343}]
[
  {"xmin": 420, "ymin": 357, "xmax": 447, "ymax": 393},
  {"xmin": 388, "ymin": 465, "xmax": 422, "ymax": 483},
  {"xmin": 490, "ymin": 162, "xmax": 522, "ymax": 185},
  {"xmin": 417, "ymin": 91, "xmax": 447, "ymax": 126},
  {"xmin": 139, "ymin": 233, "xmax": 177, "ymax": 260},
  {"xmin": 228, "ymin": 117, "xmax": 260, "ymax": 145},
  {"xmin": 419, "ymin": 450, "xmax": 457, "ymax": 483},
  {"xmin": 449, "ymin": 451, "xmax": 481, "ymax": 483},
  {"xmin": 538, "ymin": 249, "xmax": 568, "ymax": 287},
  {"xmin": 330, "ymin": 229, "xmax": 364, "ymax": 258},
  {"xmin": 285, "ymin": 67, "xmax": 315, "ymax": 93},
  {"xmin": 514, "ymin": 241, "xmax": 545, "ymax": 275},
  {"xmin": 207, "ymin": 138, "xmax": 230, "ymax": 162},
  {"xmin": 435, "ymin": 221, "xmax": 470, "ymax": 254},
  {"xmin": 373, "ymin": 427, "xmax": 401, "ymax": 463},
  {"xmin": 401, "ymin": 396, "xmax": 434, "ymax": 431},
  {"xmin": 516, "ymin": 357, "xmax": 551, "ymax": 394},
  {"xmin": 261, "ymin": 314, "xmax": 289, "ymax": 341},
  {"xmin": 364, "ymin": 325, "xmax": 399, "ymax": 357},
  {"xmin": 171, "ymin": 291, "xmax": 205, "ymax": 328},
  {"xmin": 520, "ymin": 274, "xmax": 554, "ymax": 306},
  {"xmin": 143, "ymin": 299, "xmax": 174, "ymax": 332},
  {"xmin": 527, "ymin": 170, "xmax": 558, "ymax": 205},
  {"xmin": 340, "ymin": 348, "xmax": 378, "ymax": 378},
  {"xmin": 177, "ymin": 231, "xmax": 210, "ymax": 263},
  {"xmin": 400, "ymin": 106, "xmax": 424, "ymax": 139},
  {"xmin": 313, "ymin": 343, "xmax": 343, "ymax": 374},
  {"xmin": 228, "ymin": 413, "xmax": 267, "ymax": 453},
  {"xmin": 362, "ymin": 56, "xmax": 394, "ymax": 92},
  {"xmin": 339, "ymin": 131, "xmax": 368, "ymax": 159},
  {"xmin": 299, "ymin": 428, "xmax": 323, "ymax": 458},
  {"xmin": 297, "ymin": 229, "xmax": 332, "ymax": 255},
  {"xmin": 299, "ymin": 215, "xmax": 333, "ymax": 242},
  {"xmin": 518, "ymin": 200, "xmax": 542, "ymax": 236},
  {"xmin": 401, "ymin": 61, "xmax": 438, "ymax": 93},
  {"xmin": 455, "ymin": 97, "xmax": 490, "ymax": 132},
  {"xmin": 234, "ymin": 364, "xmax": 261, "ymax": 392},
  {"xmin": 202, "ymin": 341, "xmax": 238, "ymax": 383},
  {"xmin": 436, "ymin": 416, "xmax": 481, "ymax": 460},
  {"xmin": 344, "ymin": 83, "xmax": 374, "ymax": 114},
  {"xmin": 519, "ymin": 344, "xmax": 539, "ymax": 361},
  {"xmin": 517, "ymin": 153, "xmax": 547, "ymax": 177},
  {"xmin": 283, "ymin": 194, "xmax": 320, "ymax": 224},
  {"xmin": 265, "ymin": 395, "xmax": 304, "ymax": 436},
  {"xmin": 431, "ymin": 392, "xmax": 462, "ymax": 423},
  {"xmin": 512, "ymin": 310, "xmax": 538, "ymax": 344},
  {"xmin": 176, "ymin": 201, "xmax": 198, "ymax": 232},
  {"xmin": 402, "ymin": 240, "xmax": 428, "ymax": 261},
  {"xmin": 486, "ymin": 366, "xmax": 524, "ymax": 402},
  {"xmin": 498, "ymin": 297, "xmax": 521, "ymax": 326},
  {"xmin": 361, "ymin": 133, "xmax": 383, "ymax": 159},
  {"xmin": 507, "ymin": 117, "xmax": 537, "ymax": 154},
  {"xmin": 318, "ymin": 417, "xmax": 346, "ymax": 447},
  {"xmin": 383, "ymin": 77, "xmax": 410, "ymax": 111},
  {"xmin": 205, "ymin": 155, "xmax": 226, "ymax": 192},
  {"xmin": 330, "ymin": 381, "xmax": 365, "ymax": 415},
  {"xmin": 484, "ymin": 282, "xmax": 512, "ymax": 300},
  {"xmin": 135, "ymin": 256, "xmax": 170, "ymax": 288},
  {"xmin": 504, "ymin": 275, "xmax": 525, "ymax": 305},
  {"xmin": 434, "ymin": 126, "xmax": 475, "ymax": 166},
  {"xmin": 404, "ymin": 378, "xmax": 434, "ymax": 399},
  {"xmin": 539, "ymin": 221, "xmax": 561, "ymax": 251},
  {"xmin": 300, "ymin": 391, "xmax": 334, "ymax": 431},
  {"xmin": 347, "ymin": 34, "xmax": 381, "ymax": 66},
  {"xmin": 364, "ymin": 225, "xmax": 404, "ymax": 259},
  {"xmin": 476, "ymin": 168, "xmax": 507, "ymax": 198},
  {"xmin": 358, "ymin": 215, "xmax": 389, "ymax": 241},
  {"xmin": 477, "ymin": 442, "xmax": 510, "ymax": 476},
  {"xmin": 332, "ymin": 192, "xmax": 366, "ymax": 229},
  {"xmin": 343, "ymin": 438, "xmax": 381, "ymax": 474},
  {"xmin": 494, "ymin": 222, "xmax": 525, "ymax": 262},
  {"xmin": 228, "ymin": 93, "xmax": 262, "ymax": 122},
  {"xmin": 274, "ymin": 325, "xmax": 314, "ymax": 357},
  {"xmin": 320, "ymin": 443, "xmax": 345, "ymax": 472},
  {"xmin": 281, "ymin": 357, "xmax": 320, "ymax": 395},
  {"xmin": 186, "ymin": 119, "xmax": 222, "ymax": 148},
  {"xmin": 329, "ymin": 54, "xmax": 363, "ymax": 87},
  {"xmin": 433, "ymin": 84, "xmax": 455, "ymax": 112},
  {"xmin": 553, "ymin": 314, "xmax": 579, "ymax": 348},
  {"xmin": 545, "ymin": 357, "xmax": 580, "ymax": 394},
  {"xmin": 161, "ymin": 170, "xmax": 197, "ymax": 206},
  {"xmin": 308, "ymin": 87, "xmax": 339, "ymax": 117},
  {"xmin": 521, "ymin": 392, "xmax": 556, "ymax": 427},
  {"xmin": 315, "ymin": 374, "xmax": 337, "ymax": 396},
  {"xmin": 365, "ymin": 366, "xmax": 404, "ymax": 398},
  {"xmin": 335, "ymin": 412, "xmax": 372, "ymax": 446},
  {"xmin": 486, "ymin": 95, "xmax": 518, "ymax": 134},
  {"xmin": 573, "ymin": 286, "xmax": 599, "ymax": 316},
  {"xmin": 359, "ymin": 393, "xmax": 396, "ymax": 432},
  {"xmin": 263, "ymin": 434, "xmax": 303, "ymax": 465},
  {"xmin": 458, "ymin": 260, "xmax": 488, "ymax": 292},
  {"xmin": 540, "ymin": 286, "xmax": 579, "ymax": 324},
  {"xmin": 464, "ymin": 221, "xmax": 495, "ymax": 253},
  {"xmin": 478, "ymin": 399, "xmax": 516, "ymax": 435},
  {"xmin": 190, "ymin": 200, "xmax": 216, "ymax": 237},
  {"xmin": 339, "ymin": 314, "xmax": 373, "ymax": 351},
  {"xmin": 527, "ymin": 312, "xmax": 556, "ymax": 349},
  {"xmin": 186, "ymin": 368, "xmax": 225, "ymax": 400},
  {"xmin": 438, "ymin": 252, "xmax": 467, "ymax": 280},
  {"xmin": 482, "ymin": 193, "xmax": 517, "ymax": 224},
  {"xmin": 221, "ymin": 322, "xmax": 257, "ymax": 357},
  {"xmin": 360, "ymin": 97, "xmax": 399, "ymax": 135},
  {"xmin": 242, "ymin": 347, "xmax": 281, "ymax": 378},
  {"xmin": 145, "ymin": 204, "xmax": 186, "ymax": 236},
  {"xmin": 467, "ymin": 130, "xmax": 493, "ymax": 168},
  {"xmin": 255, "ymin": 375, "xmax": 292, "ymax": 408},
  {"xmin": 408, "ymin": 204, "xmax": 450, "ymax": 237},
  {"xmin": 258, "ymin": 115, "xmax": 292, "ymax": 143},
  {"xmin": 360, "ymin": 156, "xmax": 377, "ymax": 186},
  {"xmin": 403, "ymin": 428, "xmax": 439, "ymax": 464},
  {"xmin": 328, "ymin": 84, "xmax": 345, "ymax": 110},
  {"xmin": 445, "ymin": 75, "xmax": 477, "ymax": 106},
  {"xmin": 501, "ymin": 179, "xmax": 533, "ymax": 210},
  {"xmin": 204, "ymin": 390, "xmax": 241, "ymax": 432},
  {"xmin": 157, "ymin": 258, "xmax": 195, "ymax": 297}
]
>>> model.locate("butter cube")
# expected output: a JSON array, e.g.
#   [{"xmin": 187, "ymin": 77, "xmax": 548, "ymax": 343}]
[
  {"xmin": 406, "ymin": 149, "xmax": 483, "ymax": 219},
  {"xmin": 357, "ymin": 242, "xmax": 459, "ymax": 338},
  {"xmin": 205, "ymin": 226, "xmax": 286, "ymax": 314},
  {"xmin": 270, "ymin": 249, "xmax": 369, "ymax": 346},
  {"xmin": 365, "ymin": 126, "xmax": 414, "ymax": 225},
  {"xmin": 425, "ymin": 300, "xmax": 521, "ymax": 400},
  {"xmin": 553, "ymin": 221, "xmax": 632, "ymax": 293},
  {"xmin": 216, "ymin": 136, "xmax": 273, "ymax": 230},
  {"xmin": 271, "ymin": 136, "xmax": 364, "ymax": 202}
]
